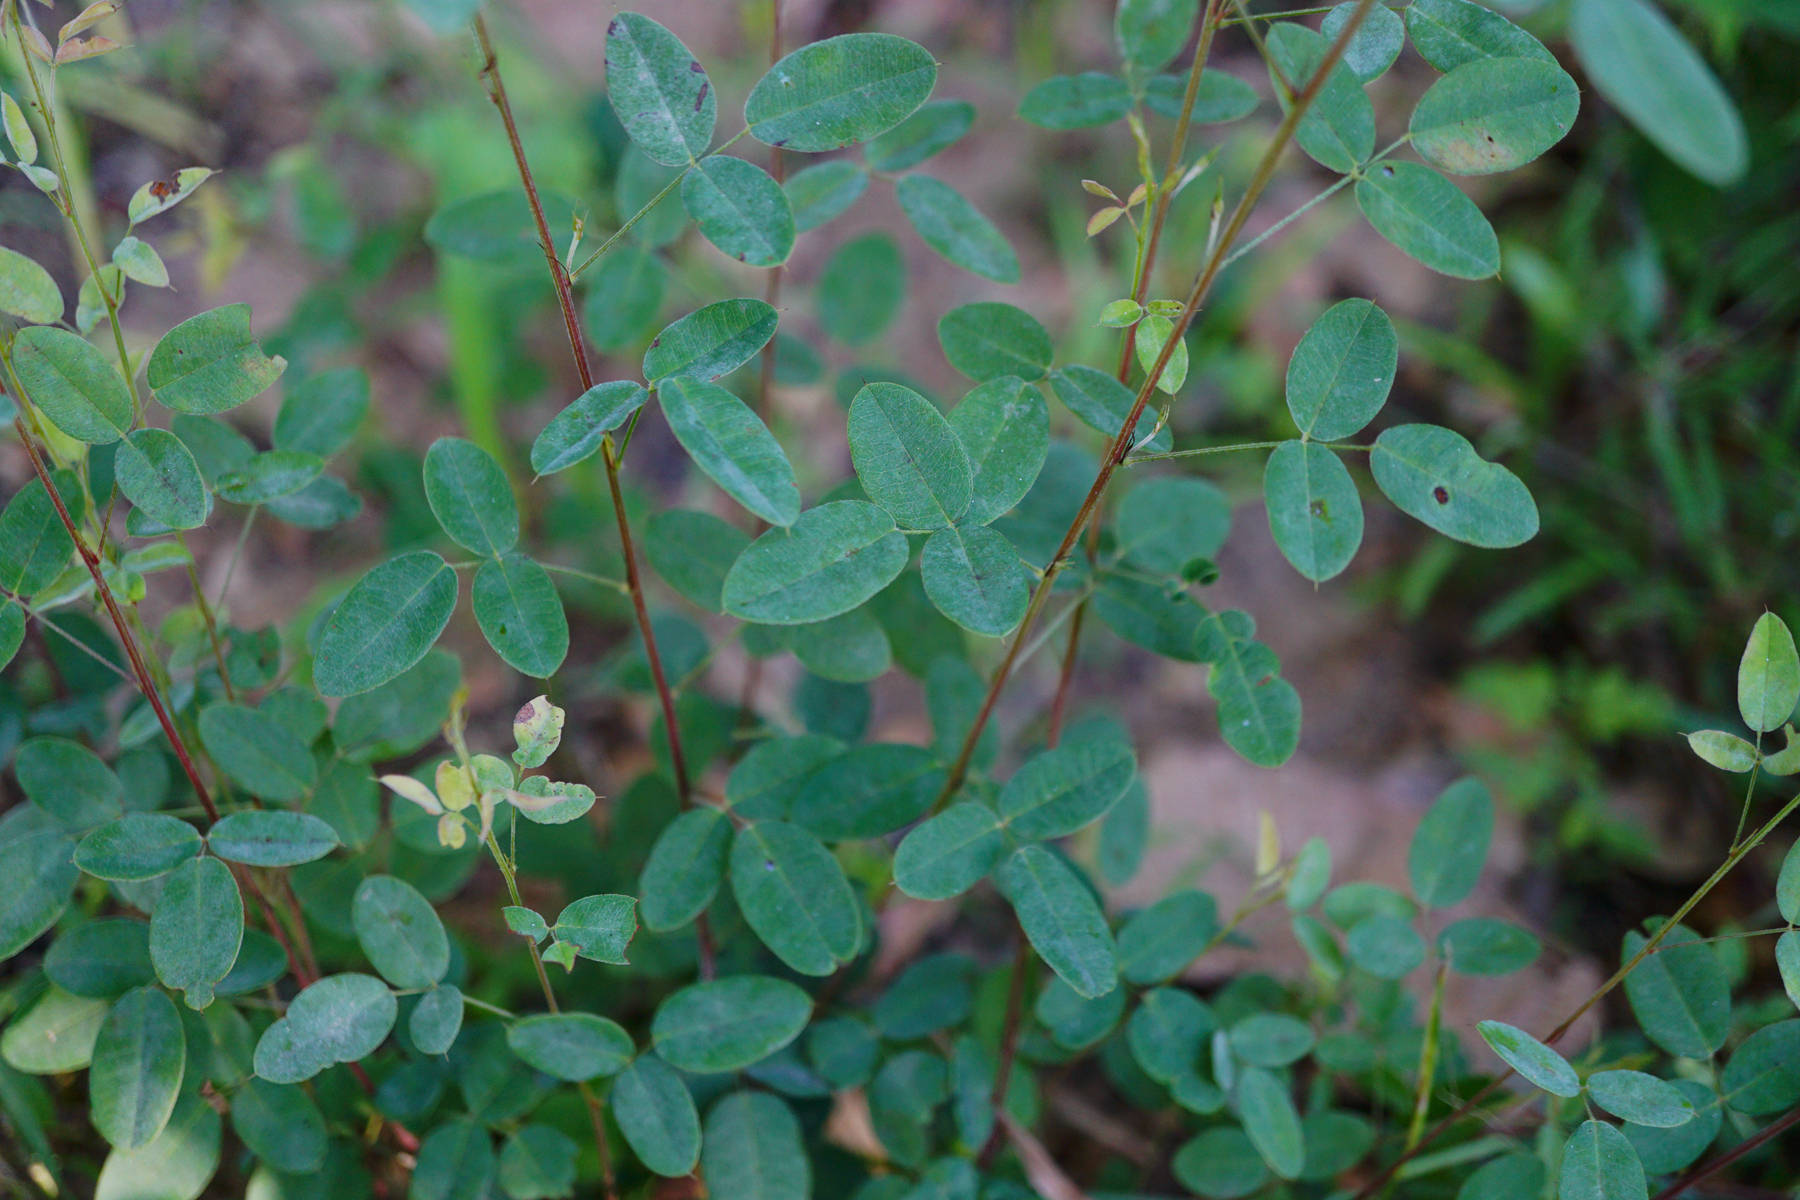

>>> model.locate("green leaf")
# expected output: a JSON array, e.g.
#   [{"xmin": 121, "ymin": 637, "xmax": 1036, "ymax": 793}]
[
  {"xmin": 1739, "ymin": 614, "xmax": 1799, "ymax": 734},
  {"xmin": 1230, "ymin": 1013, "xmax": 1315, "ymax": 1067},
  {"xmin": 791, "ymin": 608, "xmax": 892, "ymax": 683},
  {"xmin": 1476, "ymin": 1020, "xmax": 1580, "ymax": 1097},
  {"xmin": 0, "ymin": 479, "xmax": 73, "ymax": 596},
  {"xmin": 1144, "ymin": 71, "xmax": 1261, "ymax": 123},
  {"xmin": 1779, "ymin": 842, "xmax": 1800, "ymax": 924},
  {"xmin": 12, "ymin": 326, "xmax": 132, "ymax": 443},
  {"xmin": 893, "ymin": 802, "xmax": 1006, "ymax": 900},
  {"xmin": 89, "ymin": 987, "xmax": 185, "ymax": 1150},
  {"xmin": 920, "ymin": 524, "xmax": 1031, "ymax": 636},
  {"xmin": 0, "ymin": 598, "xmax": 22, "ymax": 673},
  {"xmin": 722, "ymin": 500, "xmax": 908, "ymax": 624},
  {"xmin": 1, "ymin": 92, "xmax": 35, "ymax": 163},
  {"xmin": 645, "ymin": 509, "xmax": 749, "ymax": 612},
  {"xmin": 150, "ymin": 856, "xmax": 243, "ymax": 1010},
  {"xmin": 1721, "ymin": 1020, "xmax": 1800, "ymax": 1114},
  {"xmin": 1321, "ymin": 1, "xmax": 1405, "ymax": 81},
  {"xmin": 728, "ymin": 734, "xmax": 844, "ymax": 820},
  {"xmin": 506, "ymin": 1013, "xmax": 633, "ymax": 1082},
  {"xmin": 1264, "ymin": 441, "xmax": 1364, "ymax": 583},
  {"xmin": 473, "ymin": 553, "xmax": 569, "ymax": 677},
  {"xmin": 213, "ymin": 449, "xmax": 322, "ymax": 506},
  {"xmin": 0, "ymin": 245, "xmax": 62, "ymax": 323},
  {"xmin": 701, "ymin": 1091, "xmax": 808, "ymax": 1200},
  {"xmin": 114, "ymin": 429, "xmax": 210, "ymax": 530},
  {"xmin": 583, "ymin": 244, "xmax": 666, "ymax": 351},
  {"xmin": 818, "ymin": 232, "xmax": 905, "ymax": 345},
  {"xmin": 1559, "ymin": 1120, "xmax": 1648, "ymax": 1200},
  {"xmin": 111, "ymin": 236, "xmax": 169, "ymax": 287},
  {"xmin": 147, "ymin": 304, "xmax": 285, "ymax": 415},
  {"xmin": 784, "ymin": 160, "xmax": 869, "ymax": 232},
  {"xmin": 44, "ymin": 919, "xmax": 155, "ymax": 998},
  {"xmin": 1356, "ymin": 163, "xmax": 1500, "ymax": 279},
  {"xmin": 938, "ymin": 302, "xmax": 1052, "ymax": 383},
  {"xmin": 1, "ymin": 984, "xmax": 106, "ymax": 1074},
  {"xmin": 746, "ymin": 33, "xmax": 937, "ymax": 152},
  {"xmin": 865, "ymin": 98, "xmax": 974, "ymax": 171},
  {"xmin": 1238, "ymin": 1066, "xmax": 1304, "ymax": 1180},
  {"xmin": 1456, "ymin": 1155, "xmax": 1547, "ymax": 1200},
  {"xmin": 643, "ymin": 298, "xmax": 779, "ymax": 384},
  {"xmin": 1049, "ymin": 364, "xmax": 1171, "ymax": 453},
  {"xmin": 198, "ymin": 703, "xmax": 316, "ymax": 802},
  {"xmin": 1409, "ymin": 776, "xmax": 1492, "ymax": 908},
  {"xmin": 75, "ymin": 814, "xmax": 201, "ymax": 881},
  {"xmin": 639, "ymin": 808, "xmax": 733, "ymax": 932},
  {"xmin": 1622, "ymin": 924, "xmax": 1728, "ymax": 1058},
  {"xmin": 1405, "ymin": 0, "xmax": 1555, "ymax": 71},
  {"xmin": 1116, "ymin": 0, "xmax": 1200, "ymax": 76},
  {"xmin": 604, "ymin": 13, "xmax": 715, "ymax": 167},
  {"xmin": 896, "ymin": 174, "xmax": 1020, "ymax": 283},
  {"xmin": 1119, "ymin": 890, "xmax": 1219, "ymax": 985},
  {"xmin": 93, "ymin": 1091, "xmax": 221, "ymax": 1200},
  {"xmin": 411, "ymin": 985, "xmax": 464, "ymax": 1056},
  {"xmin": 230, "ymin": 1078, "xmax": 327, "ymax": 1174},
  {"xmin": 1133, "ymin": 313, "xmax": 1189, "ymax": 395},
  {"xmin": 1285, "ymin": 298, "xmax": 1397, "ymax": 440},
  {"xmin": 790, "ymin": 742, "xmax": 941, "ymax": 839},
  {"xmin": 1371, "ymin": 424, "xmax": 1537, "ymax": 546},
  {"xmin": 1346, "ymin": 914, "xmax": 1425, "ymax": 978},
  {"xmin": 682, "ymin": 155, "xmax": 795, "ymax": 267},
  {"xmin": 531, "ymin": 383, "xmax": 650, "ymax": 479},
  {"xmin": 614, "ymin": 1055, "xmax": 701, "ymax": 1176},
  {"xmin": 423, "ymin": 437, "xmax": 518, "ymax": 557},
  {"xmin": 849, "ymin": 381, "xmax": 973, "ymax": 529},
  {"xmin": 551, "ymin": 894, "xmax": 639, "ymax": 964},
  {"xmin": 207, "ymin": 811, "xmax": 338, "ymax": 868},
  {"xmin": 1438, "ymin": 917, "xmax": 1541, "ymax": 975},
  {"xmin": 1020, "ymin": 72, "xmax": 1132, "ymax": 129},
  {"xmin": 1685, "ymin": 730, "xmax": 1758, "ymax": 772},
  {"xmin": 264, "ymin": 475, "xmax": 361, "ymax": 529},
  {"xmin": 999, "ymin": 737, "xmax": 1136, "ymax": 840},
  {"xmin": 949, "ymin": 376, "xmax": 1049, "ymax": 526},
  {"xmin": 252, "ymin": 973, "xmax": 397, "ymax": 1084},
  {"xmin": 1265, "ymin": 24, "xmax": 1375, "ymax": 173},
  {"xmin": 998, "ymin": 845, "xmax": 1117, "ymax": 998},
  {"xmin": 496, "ymin": 1125, "xmax": 575, "ymax": 1200},
  {"xmin": 1174, "ymin": 1127, "xmax": 1268, "ymax": 1198},
  {"xmin": 1411, "ymin": 58, "xmax": 1580, "ymax": 176},
  {"xmin": 652, "ymin": 975, "xmax": 812, "ymax": 1073},
  {"xmin": 1588, "ymin": 1070, "xmax": 1696, "ymax": 1129},
  {"xmin": 1129, "ymin": 986, "xmax": 1216, "ymax": 1085},
  {"xmin": 410, "ymin": 1118, "xmax": 494, "ymax": 1200},
  {"xmin": 1093, "ymin": 573, "xmax": 1208, "ymax": 661},
  {"xmin": 353, "ymin": 875, "xmax": 449, "ymax": 989},
  {"xmin": 1114, "ymin": 476, "xmax": 1230, "ymax": 577},
  {"xmin": 313, "ymin": 550, "xmax": 459, "ymax": 697},
  {"xmin": 1202, "ymin": 613, "xmax": 1302, "ymax": 767},
  {"xmin": 16, "ymin": 735, "xmax": 123, "ymax": 828},
  {"xmin": 273, "ymin": 367, "xmax": 367, "ymax": 458},
  {"xmin": 1623, "ymin": 1079, "xmax": 1719, "ymax": 1175},
  {"xmin": 660, "ymin": 376, "xmax": 800, "ymax": 526},
  {"xmin": 731, "ymin": 821, "xmax": 861, "ymax": 976},
  {"xmin": 1568, "ymin": 0, "xmax": 1746, "ymax": 185}
]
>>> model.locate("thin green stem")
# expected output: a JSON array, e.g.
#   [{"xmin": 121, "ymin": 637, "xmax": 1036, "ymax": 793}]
[
  {"xmin": 540, "ymin": 562, "xmax": 630, "ymax": 593},
  {"xmin": 1, "ymin": 590, "xmax": 134, "ymax": 684},
  {"xmin": 461, "ymin": 994, "xmax": 518, "ymax": 1020},
  {"xmin": 1406, "ymin": 960, "xmax": 1448, "ymax": 1150},
  {"xmin": 1128, "ymin": 438, "xmax": 1371, "ymax": 464},
  {"xmin": 568, "ymin": 128, "xmax": 751, "ymax": 281},
  {"xmin": 1220, "ymin": 174, "xmax": 1353, "ymax": 268}
]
